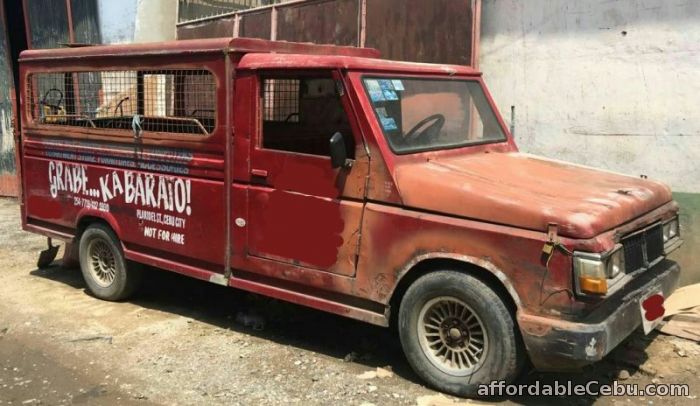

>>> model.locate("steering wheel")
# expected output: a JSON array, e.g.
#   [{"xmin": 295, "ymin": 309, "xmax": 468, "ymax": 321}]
[
  {"xmin": 404, "ymin": 114, "xmax": 445, "ymax": 143},
  {"xmin": 40, "ymin": 88, "xmax": 64, "ymax": 109}
]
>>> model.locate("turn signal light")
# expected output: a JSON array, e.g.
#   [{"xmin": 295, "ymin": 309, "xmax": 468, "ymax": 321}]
[
  {"xmin": 578, "ymin": 276, "xmax": 608, "ymax": 295},
  {"xmin": 573, "ymin": 247, "xmax": 623, "ymax": 296}
]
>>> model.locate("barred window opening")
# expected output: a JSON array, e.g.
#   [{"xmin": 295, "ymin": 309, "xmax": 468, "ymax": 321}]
[
  {"xmin": 261, "ymin": 76, "xmax": 355, "ymax": 158},
  {"xmin": 263, "ymin": 79, "xmax": 300, "ymax": 123},
  {"xmin": 27, "ymin": 69, "xmax": 217, "ymax": 136}
]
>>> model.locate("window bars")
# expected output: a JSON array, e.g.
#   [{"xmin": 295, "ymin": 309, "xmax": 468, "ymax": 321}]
[
  {"xmin": 27, "ymin": 69, "xmax": 217, "ymax": 136},
  {"xmin": 178, "ymin": 0, "xmax": 282, "ymax": 23},
  {"xmin": 263, "ymin": 78, "xmax": 300, "ymax": 123}
]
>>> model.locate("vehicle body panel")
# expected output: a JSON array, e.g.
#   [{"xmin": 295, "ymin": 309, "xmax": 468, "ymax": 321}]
[
  {"xmin": 20, "ymin": 48, "xmax": 228, "ymax": 273},
  {"xmin": 17, "ymin": 37, "xmax": 682, "ymax": 370}
]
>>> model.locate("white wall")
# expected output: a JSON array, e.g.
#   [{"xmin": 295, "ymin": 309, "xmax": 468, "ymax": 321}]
[
  {"xmin": 98, "ymin": 0, "xmax": 138, "ymax": 44},
  {"xmin": 98, "ymin": 0, "xmax": 177, "ymax": 44},
  {"xmin": 479, "ymin": 0, "xmax": 700, "ymax": 193},
  {"xmin": 134, "ymin": 0, "xmax": 178, "ymax": 42}
]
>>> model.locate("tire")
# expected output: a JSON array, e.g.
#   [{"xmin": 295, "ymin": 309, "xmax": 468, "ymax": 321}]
[
  {"xmin": 398, "ymin": 271, "xmax": 524, "ymax": 397},
  {"xmin": 79, "ymin": 223, "xmax": 141, "ymax": 301}
]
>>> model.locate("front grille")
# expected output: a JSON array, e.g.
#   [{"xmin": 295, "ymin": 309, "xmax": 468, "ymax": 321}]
[
  {"xmin": 622, "ymin": 224, "xmax": 664, "ymax": 273},
  {"xmin": 623, "ymin": 233, "xmax": 646, "ymax": 272},
  {"xmin": 646, "ymin": 225, "xmax": 664, "ymax": 261}
]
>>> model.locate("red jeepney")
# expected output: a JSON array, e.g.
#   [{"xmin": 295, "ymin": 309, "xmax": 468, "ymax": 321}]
[{"xmin": 17, "ymin": 38, "xmax": 682, "ymax": 396}]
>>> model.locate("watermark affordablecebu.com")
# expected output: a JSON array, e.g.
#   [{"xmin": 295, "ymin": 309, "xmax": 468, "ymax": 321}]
[{"xmin": 478, "ymin": 380, "xmax": 690, "ymax": 397}]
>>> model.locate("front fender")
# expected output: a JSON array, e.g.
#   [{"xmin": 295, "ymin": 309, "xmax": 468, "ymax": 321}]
[{"xmin": 392, "ymin": 252, "xmax": 523, "ymax": 308}]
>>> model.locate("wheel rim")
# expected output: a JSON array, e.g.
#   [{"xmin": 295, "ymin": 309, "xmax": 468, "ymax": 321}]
[
  {"xmin": 86, "ymin": 238, "xmax": 117, "ymax": 288},
  {"xmin": 417, "ymin": 296, "xmax": 488, "ymax": 376}
]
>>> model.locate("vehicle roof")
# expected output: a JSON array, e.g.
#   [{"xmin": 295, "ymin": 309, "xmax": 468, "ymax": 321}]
[
  {"xmin": 19, "ymin": 37, "xmax": 379, "ymax": 61},
  {"xmin": 19, "ymin": 37, "xmax": 479, "ymax": 76},
  {"xmin": 237, "ymin": 53, "xmax": 479, "ymax": 76}
]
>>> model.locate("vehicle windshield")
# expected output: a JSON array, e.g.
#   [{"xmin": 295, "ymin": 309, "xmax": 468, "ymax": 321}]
[{"xmin": 362, "ymin": 77, "xmax": 507, "ymax": 154}]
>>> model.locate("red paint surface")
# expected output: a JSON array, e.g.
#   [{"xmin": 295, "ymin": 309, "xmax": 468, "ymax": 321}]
[
  {"xmin": 642, "ymin": 294, "xmax": 665, "ymax": 321},
  {"xmin": 274, "ymin": 159, "xmax": 339, "ymax": 197},
  {"xmin": 17, "ymin": 37, "xmax": 681, "ymax": 331},
  {"xmin": 250, "ymin": 189, "xmax": 344, "ymax": 268}
]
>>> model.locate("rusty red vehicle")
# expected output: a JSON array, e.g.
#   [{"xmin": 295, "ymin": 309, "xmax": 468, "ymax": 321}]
[{"xmin": 17, "ymin": 37, "xmax": 682, "ymax": 396}]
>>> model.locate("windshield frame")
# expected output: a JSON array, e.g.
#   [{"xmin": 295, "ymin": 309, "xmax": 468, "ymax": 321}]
[{"xmin": 360, "ymin": 74, "xmax": 509, "ymax": 155}]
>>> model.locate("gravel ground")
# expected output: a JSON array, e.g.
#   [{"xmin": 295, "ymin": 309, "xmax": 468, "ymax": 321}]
[{"xmin": 0, "ymin": 197, "xmax": 698, "ymax": 405}]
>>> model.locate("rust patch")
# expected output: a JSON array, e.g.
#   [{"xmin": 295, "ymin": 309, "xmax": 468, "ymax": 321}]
[
  {"xmin": 239, "ymin": 10, "xmax": 272, "ymax": 40},
  {"xmin": 177, "ymin": 16, "xmax": 236, "ymax": 40},
  {"xmin": 0, "ymin": 173, "xmax": 19, "ymax": 197},
  {"xmin": 276, "ymin": 0, "xmax": 358, "ymax": 45},
  {"xmin": 395, "ymin": 152, "xmax": 673, "ymax": 239},
  {"xmin": 365, "ymin": 0, "xmax": 473, "ymax": 64}
]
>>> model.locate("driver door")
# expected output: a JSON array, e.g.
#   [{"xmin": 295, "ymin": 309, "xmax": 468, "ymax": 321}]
[{"xmin": 244, "ymin": 71, "xmax": 368, "ymax": 277}]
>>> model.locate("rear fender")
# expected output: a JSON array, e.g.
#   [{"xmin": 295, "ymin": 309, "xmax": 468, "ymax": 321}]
[{"xmin": 75, "ymin": 208, "xmax": 123, "ymax": 243}]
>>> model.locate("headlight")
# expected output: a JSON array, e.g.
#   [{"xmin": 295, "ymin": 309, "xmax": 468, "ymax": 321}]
[
  {"xmin": 573, "ymin": 254, "xmax": 607, "ymax": 295},
  {"xmin": 573, "ymin": 245, "xmax": 624, "ymax": 295},
  {"xmin": 663, "ymin": 217, "xmax": 679, "ymax": 243},
  {"xmin": 606, "ymin": 246, "xmax": 625, "ymax": 279}
]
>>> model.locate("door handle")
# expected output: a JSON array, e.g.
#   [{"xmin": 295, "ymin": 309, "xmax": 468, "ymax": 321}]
[{"xmin": 251, "ymin": 168, "xmax": 268, "ymax": 178}]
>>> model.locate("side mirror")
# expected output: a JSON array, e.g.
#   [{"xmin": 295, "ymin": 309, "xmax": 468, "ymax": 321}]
[{"xmin": 329, "ymin": 132, "xmax": 349, "ymax": 169}]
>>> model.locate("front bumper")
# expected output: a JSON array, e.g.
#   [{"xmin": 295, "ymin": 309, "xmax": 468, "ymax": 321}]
[{"xmin": 517, "ymin": 259, "xmax": 681, "ymax": 371}]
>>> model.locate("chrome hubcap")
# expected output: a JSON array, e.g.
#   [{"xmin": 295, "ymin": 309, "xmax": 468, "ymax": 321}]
[
  {"xmin": 87, "ymin": 239, "xmax": 116, "ymax": 287},
  {"xmin": 417, "ymin": 296, "xmax": 488, "ymax": 376}
]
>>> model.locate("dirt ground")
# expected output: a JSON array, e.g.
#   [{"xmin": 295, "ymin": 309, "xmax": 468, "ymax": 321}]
[{"xmin": 0, "ymin": 197, "xmax": 698, "ymax": 405}]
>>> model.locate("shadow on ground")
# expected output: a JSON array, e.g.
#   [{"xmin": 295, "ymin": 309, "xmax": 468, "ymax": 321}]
[{"xmin": 30, "ymin": 263, "xmax": 656, "ymax": 405}]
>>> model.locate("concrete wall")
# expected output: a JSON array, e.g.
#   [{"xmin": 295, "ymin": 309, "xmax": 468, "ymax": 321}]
[
  {"xmin": 98, "ymin": 0, "xmax": 176, "ymax": 44},
  {"xmin": 134, "ymin": 0, "xmax": 177, "ymax": 42},
  {"xmin": 479, "ymin": 0, "xmax": 700, "ymax": 285},
  {"xmin": 98, "ymin": 0, "xmax": 138, "ymax": 44}
]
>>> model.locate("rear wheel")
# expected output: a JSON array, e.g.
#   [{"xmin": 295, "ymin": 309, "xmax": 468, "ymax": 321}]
[
  {"xmin": 398, "ymin": 271, "xmax": 523, "ymax": 397},
  {"xmin": 79, "ymin": 223, "xmax": 141, "ymax": 301}
]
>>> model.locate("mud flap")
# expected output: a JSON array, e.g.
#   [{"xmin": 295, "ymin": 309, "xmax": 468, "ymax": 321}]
[
  {"xmin": 61, "ymin": 241, "xmax": 80, "ymax": 268},
  {"xmin": 37, "ymin": 238, "xmax": 59, "ymax": 269}
]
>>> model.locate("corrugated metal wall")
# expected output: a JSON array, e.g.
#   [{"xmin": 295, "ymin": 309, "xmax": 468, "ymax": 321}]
[
  {"xmin": 25, "ymin": 0, "xmax": 70, "ymax": 49},
  {"xmin": 0, "ymin": 0, "xmax": 100, "ymax": 196},
  {"xmin": 71, "ymin": 0, "xmax": 101, "ymax": 44},
  {"xmin": 177, "ymin": 0, "xmax": 477, "ymax": 65},
  {"xmin": 0, "ymin": 0, "xmax": 17, "ymax": 196}
]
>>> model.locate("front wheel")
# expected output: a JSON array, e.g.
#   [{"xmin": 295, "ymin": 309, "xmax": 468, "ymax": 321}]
[
  {"xmin": 398, "ymin": 271, "xmax": 524, "ymax": 397},
  {"xmin": 79, "ymin": 223, "xmax": 141, "ymax": 301}
]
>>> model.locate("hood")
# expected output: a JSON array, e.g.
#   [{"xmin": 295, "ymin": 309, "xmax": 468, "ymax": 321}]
[{"xmin": 394, "ymin": 152, "xmax": 672, "ymax": 239}]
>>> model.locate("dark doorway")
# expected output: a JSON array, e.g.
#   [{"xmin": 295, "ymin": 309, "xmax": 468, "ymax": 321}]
[{"xmin": 4, "ymin": 0, "xmax": 29, "ymax": 109}]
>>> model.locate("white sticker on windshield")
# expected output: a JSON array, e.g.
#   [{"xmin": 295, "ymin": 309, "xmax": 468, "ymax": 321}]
[
  {"xmin": 375, "ymin": 107, "xmax": 388, "ymax": 117},
  {"xmin": 366, "ymin": 80, "xmax": 385, "ymax": 102},
  {"xmin": 391, "ymin": 80, "xmax": 405, "ymax": 91}
]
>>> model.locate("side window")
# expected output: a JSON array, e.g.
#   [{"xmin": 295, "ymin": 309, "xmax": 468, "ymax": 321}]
[
  {"xmin": 261, "ymin": 76, "xmax": 355, "ymax": 158},
  {"xmin": 27, "ymin": 69, "xmax": 217, "ymax": 136}
]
